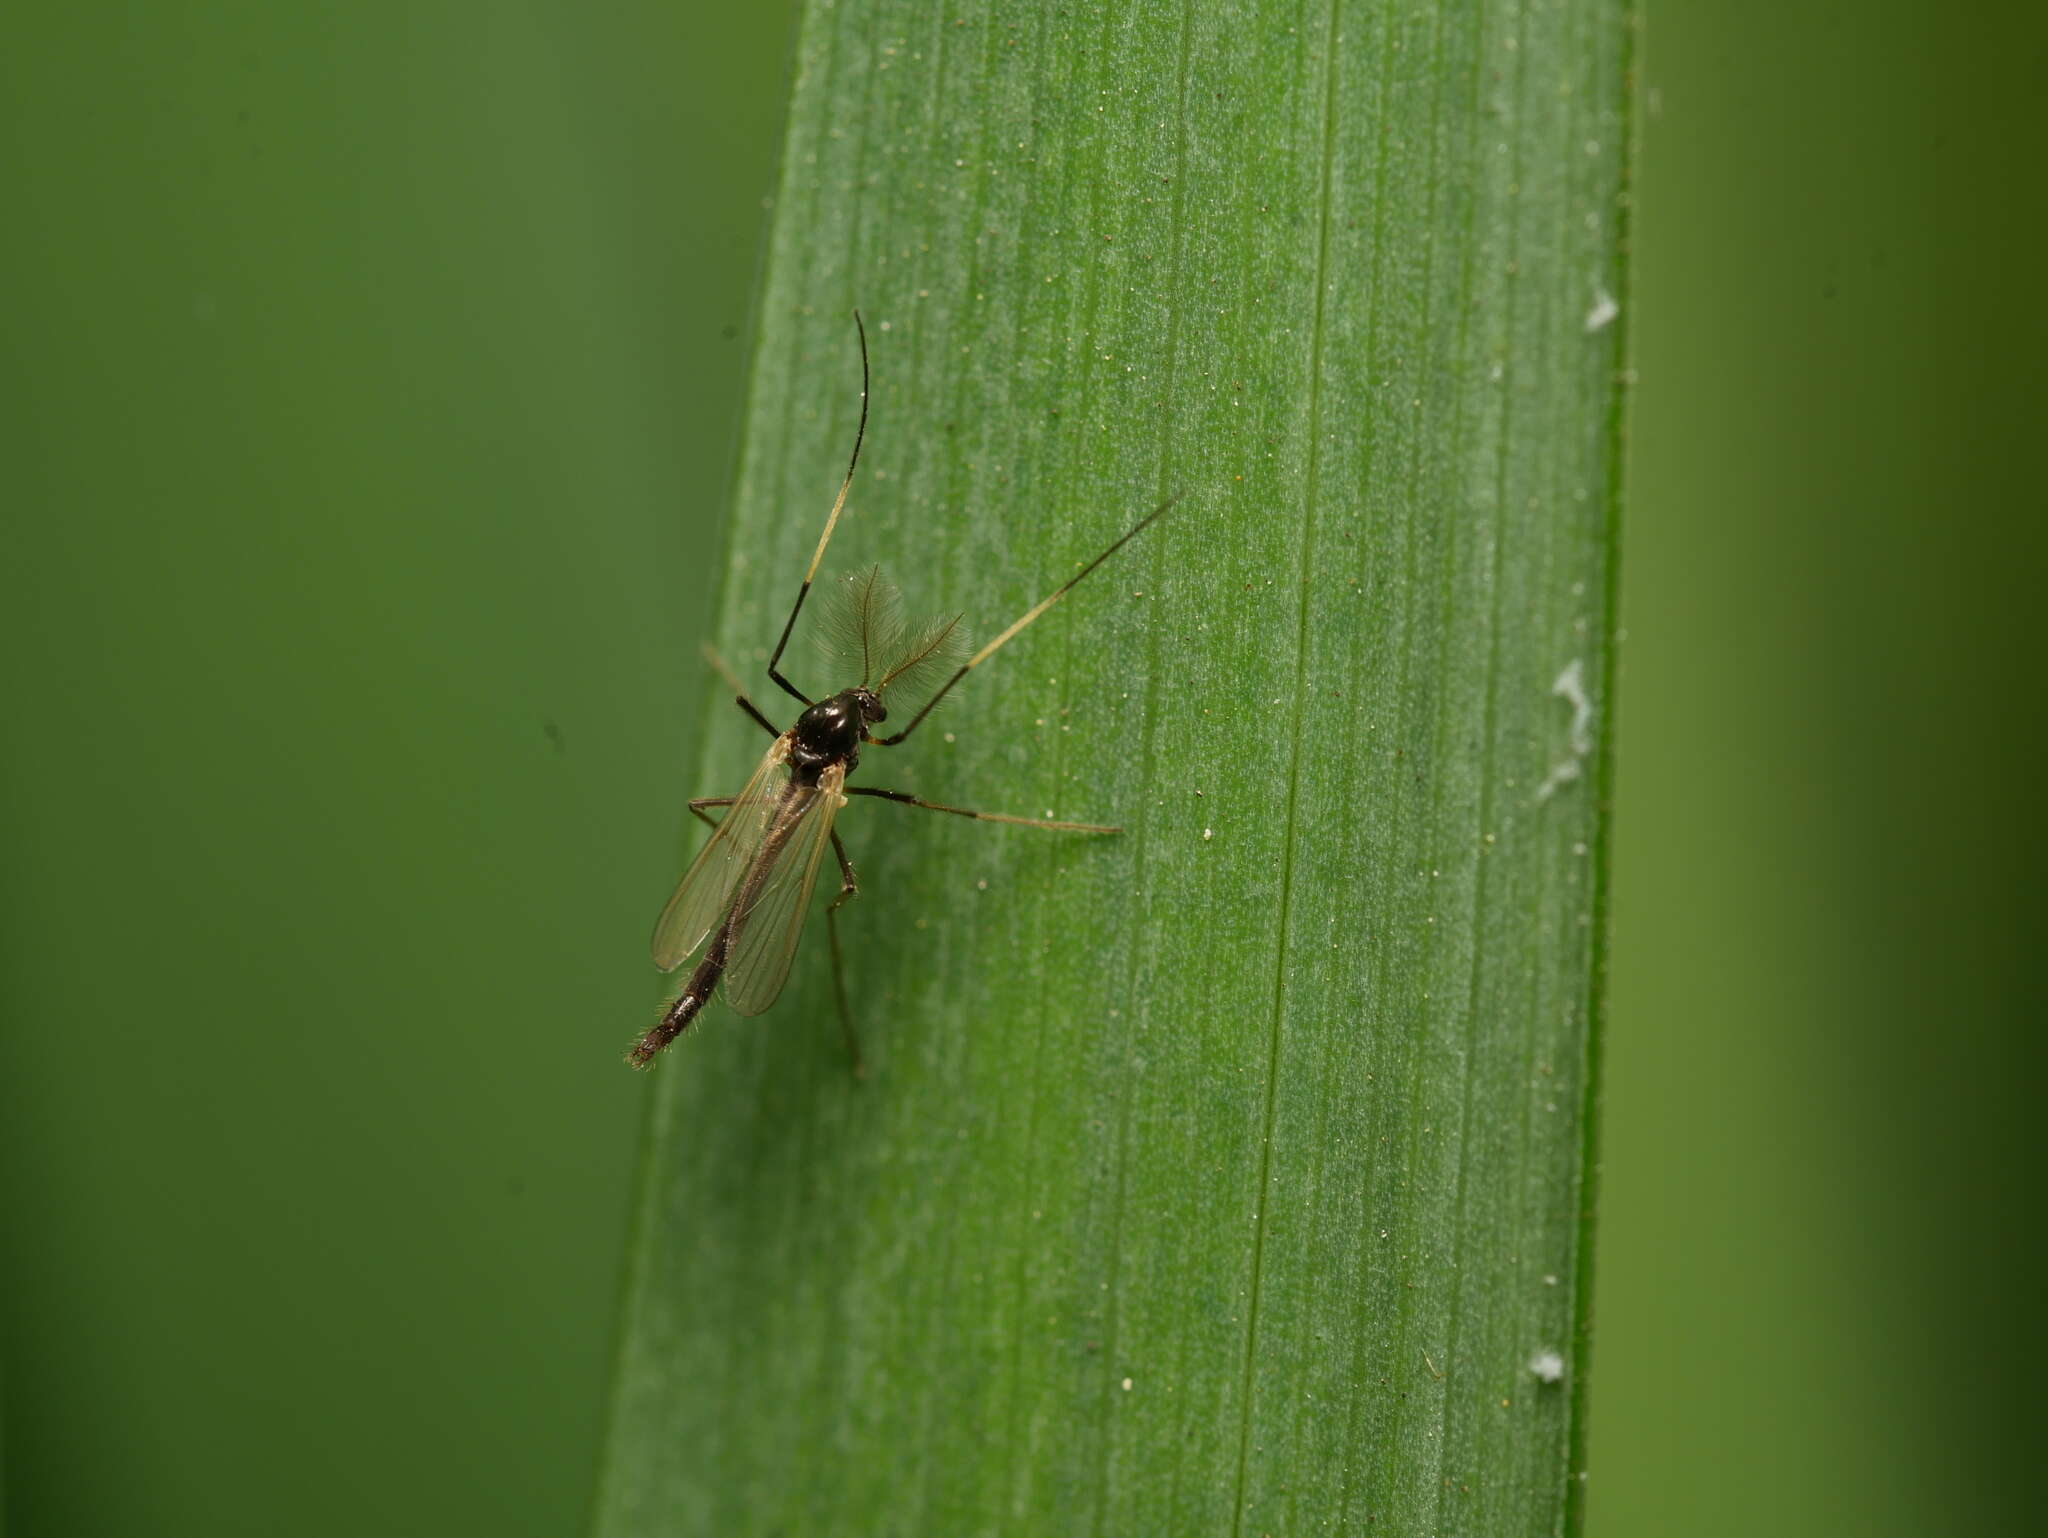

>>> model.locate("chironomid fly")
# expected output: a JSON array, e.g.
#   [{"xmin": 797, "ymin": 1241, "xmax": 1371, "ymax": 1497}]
[{"xmin": 629, "ymin": 312, "xmax": 1171, "ymax": 1072}]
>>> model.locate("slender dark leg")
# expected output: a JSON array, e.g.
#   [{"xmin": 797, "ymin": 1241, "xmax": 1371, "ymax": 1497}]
[
  {"xmin": 846, "ymin": 786, "xmax": 1120, "ymax": 834},
  {"xmin": 767, "ymin": 312, "xmax": 871, "ymax": 708},
  {"xmin": 734, "ymin": 696, "xmax": 779, "ymax": 737},
  {"xmin": 701, "ymin": 642, "xmax": 782, "ymax": 737},
  {"xmin": 687, "ymin": 795, "xmax": 736, "ymax": 831},
  {"xmin": 872, "ymin": 493, "xmax": 1178, "ymax": 747},
  {"xmin": 826, "ymin": 831, "xmax": 864, "ymax": 1077}
]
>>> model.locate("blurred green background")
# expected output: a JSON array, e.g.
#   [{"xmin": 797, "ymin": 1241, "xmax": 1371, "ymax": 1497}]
[{"xmin": 0, "ymin": 4, "xmax": 2036, "ymax": 1537}]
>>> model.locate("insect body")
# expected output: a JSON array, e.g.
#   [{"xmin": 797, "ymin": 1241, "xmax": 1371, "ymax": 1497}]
[{"xmin": 629, "ymin": 313, "xmax": 1171, "ymax": 1071}]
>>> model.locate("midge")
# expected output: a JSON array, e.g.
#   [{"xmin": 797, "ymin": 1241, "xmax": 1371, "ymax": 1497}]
[{"xmin": 629, "ymin": 312, "xmax": 1171, "ymax": 1071}]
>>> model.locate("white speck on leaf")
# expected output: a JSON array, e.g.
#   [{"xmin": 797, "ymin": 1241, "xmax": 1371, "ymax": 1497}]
[{"xmin": 1536, "ymin": 659, "xmax": 1595, "ymax": 800}]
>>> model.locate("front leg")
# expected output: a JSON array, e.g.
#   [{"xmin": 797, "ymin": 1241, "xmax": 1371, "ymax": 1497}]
[
  {"xmin": 701, "ymin": 642, "xmax": 782, "ymax": 737},
  {"xmin": 845, "ymin": 786, "xmax": 1119, "ymax": 834},
  {"xmin": 826, "ymin": 831, "xmax": 864, "ymax": 1078}
]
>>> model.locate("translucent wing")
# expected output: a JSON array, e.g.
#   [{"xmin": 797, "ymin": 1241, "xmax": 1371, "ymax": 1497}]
[
  {"xmin": 650, "ymin": 737, "xmax": 793, "ymax": 972},
  {"xmin": 723, "ymin": 761, "xmax": 845, "ymax": 1017}
]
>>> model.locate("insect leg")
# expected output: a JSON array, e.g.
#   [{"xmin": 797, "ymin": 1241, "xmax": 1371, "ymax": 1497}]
[
  {"xmin": 872, "ymin": 493, "xmax": 1178, "ymax": 747},
  {"xmin": 846, "ymin": 786, "xmax": 1119, "ymax": 834},
  {"xmin": 702, "ymin": 642, "xmax": 782, "ymax": 736},
  {"xmin": 687, "ymin": 795, "xmax": 737, "ymax": 831},
  {"xmin": 826, "ymin": 831, "xmax": 865, "ymax": 1078},
  {"xmin": 767, "ymin": 311, "xmax": 871, "ymax": 708}
]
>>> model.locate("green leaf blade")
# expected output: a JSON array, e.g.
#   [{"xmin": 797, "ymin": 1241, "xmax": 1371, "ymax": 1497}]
[{"xmin": 598, "ymin": 0, "xmax": 1627, "ymax": 1531}]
